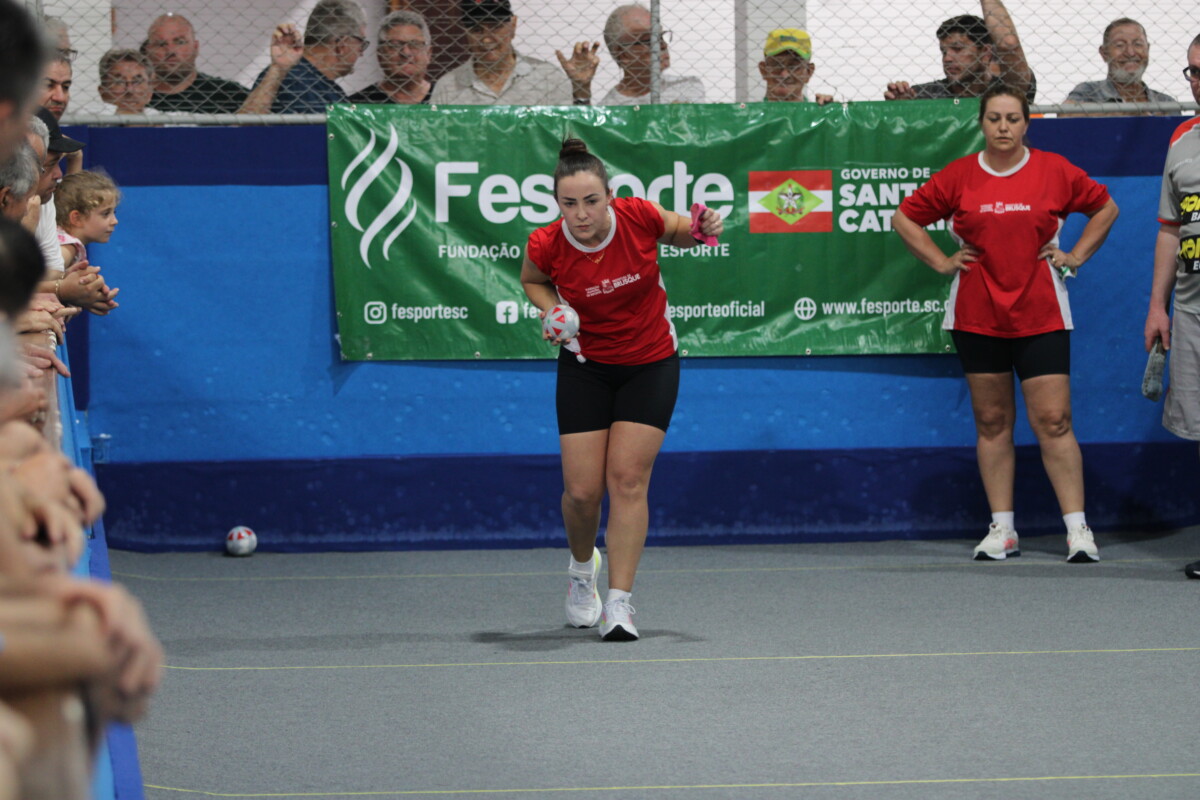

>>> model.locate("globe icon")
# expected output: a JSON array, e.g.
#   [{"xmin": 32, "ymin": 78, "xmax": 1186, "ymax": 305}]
[{"xmin": 794, "ymin": 297, "xmax": 817, "ymax": 320}]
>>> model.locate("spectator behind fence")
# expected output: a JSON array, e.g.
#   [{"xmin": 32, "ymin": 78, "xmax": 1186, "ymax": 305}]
[
  {"xmin": 145, "ymin": 14, "xmax": 248, "ymax": 114},
  {"xmin": 240, "ymin": 0, "xmax": 367, "ymax": 115},
  {"xmin": 99, "ymin": 50, "xmax": 160, "ymax": 117},
  {"xmin": 347, "ymin": 10, "xmax": 434, "ymax": 105},
  {"xmin": 0, "ymin": 144, "xmax": 37, "ymax": 223},
  {"xmin": 885, "ymin": 0, "xmax": 1034, "ymax": 102},
  {"xmin": 0, "ymin": 0, "xmax": 47, "ymax": 163},
  {"xmin": 600, "ymin": 3, "xmax": 704, "ymax": 105},
  {"xmin": 759, "ymin": 28, "xmax": 832, "ymax": 104},
  {"xmin": 37, "ymin": 53, "xmax": 71, "ymax": 123},
  {"xmin": 430, "ymin": 0, "xmax": 596, "ymax": 106},
  {"xmin": 53, "ymin": 172, "xmax": 119, "ymax": 316},
  {"xmin": 1063, "ymin": 19, "xmax": 1176, "ymax": 114}
]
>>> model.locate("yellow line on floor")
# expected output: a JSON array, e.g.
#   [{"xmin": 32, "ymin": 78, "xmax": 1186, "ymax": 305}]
[
  {"xmin": 113, "ymin": 557, "xmax": 1174, "ymax": 583},
  {"xmin": 163, "ymin": 646, "xmax": 1200, "ymax": 672},
  {"xmin": 143, "ymin": 772, "xmax": 1200, "ymax": 796}
]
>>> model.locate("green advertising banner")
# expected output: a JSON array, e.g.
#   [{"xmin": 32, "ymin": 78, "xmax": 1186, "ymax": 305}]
[{"xmin": 327, "ymin": 101, "xmax": 982, "ymax": 360}]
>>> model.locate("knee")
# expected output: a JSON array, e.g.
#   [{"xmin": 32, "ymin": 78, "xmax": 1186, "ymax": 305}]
[
  {"xmin": 562, "ymin": 483, "xmax": 603, "ymax": 511},
  {"xmin": 974, "ymin": 409, "xmax": 1013, "ymax": 441},
  {"xmin": 606, "ymin": 467, "xmax": 649, "ymax": 502},
  {"xmin": 1031, "ymin": 408, "xmax": 1073, "ymax": 439}
]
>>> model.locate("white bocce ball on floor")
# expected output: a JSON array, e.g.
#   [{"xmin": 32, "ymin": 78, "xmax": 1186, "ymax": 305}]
[
  {"xmin": 225, "ymin": 526, "xmax": 257, "ymax": 556},
  {"xmin": 543, "ymin": 305, "xmax": 580, "ymax": 340}
]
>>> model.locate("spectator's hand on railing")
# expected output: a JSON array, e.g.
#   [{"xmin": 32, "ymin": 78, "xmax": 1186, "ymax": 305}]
[
  {"xmin": 884, "ymin": 81, "xmax": 916, "ymax": 101},
  {"xmin": 66, "ymin": 468, "xmax": 104, "ymax": 528},
  {"xmin": 13, "ymin": 309, "xmax": 64, "ymax": 341},
  {"xmin": 57, "ymin": 266, "xmax": 115, "ymax": 315},
  {"xmin": 556, "ymin": 41, "xmax": 600, "ymax": 103},
  {"xmin": 0, "ymin": 374, "xmax": 48, "ymax": 428},
  {"xmin": 0, "ymin": 422, "xmax": 51, "ymax": 464},
  {"xmin": 20, "ymin": 343, "xmax": 69, "ymax": 378}
]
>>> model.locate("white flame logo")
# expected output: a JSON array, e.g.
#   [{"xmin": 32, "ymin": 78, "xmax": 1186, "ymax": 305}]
[{"xmin": 341, "ymin": 124, "xmax": 417, "ymax": 269}]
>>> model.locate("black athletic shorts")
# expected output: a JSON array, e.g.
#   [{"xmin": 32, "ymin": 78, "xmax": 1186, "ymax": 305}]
[
  {"xmin": 950, "ymin": 329, "xmax": 1070, "ymax": 381},
  {"xmin": 556, "ymin": 348, "xmax": 680, "ymax": 435}
]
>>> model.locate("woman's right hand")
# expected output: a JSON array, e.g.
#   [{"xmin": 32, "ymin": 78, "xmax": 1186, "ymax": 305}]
[{"xmin": 935, "ymin": 244, "xmax": 980, "ymax": 276}]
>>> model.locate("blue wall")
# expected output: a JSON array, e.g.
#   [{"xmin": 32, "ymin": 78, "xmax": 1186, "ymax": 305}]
[{"xmin": 72, "ymin": 116, "xmax": 1199, "ymax": 551}]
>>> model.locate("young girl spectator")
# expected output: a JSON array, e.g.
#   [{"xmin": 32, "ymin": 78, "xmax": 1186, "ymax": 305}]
[{"xmin": 54, "ymin": 172, "xmax": 119, "ymax": 314}]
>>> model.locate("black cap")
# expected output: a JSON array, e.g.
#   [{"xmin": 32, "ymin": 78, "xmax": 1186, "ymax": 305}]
[
  {"xmin": 461, "ymin": 0, "xmax": 512, "ymax": 27},
  {"xmin": 35, "ymin": 107, "xmax": 84, "ymax": 154}
]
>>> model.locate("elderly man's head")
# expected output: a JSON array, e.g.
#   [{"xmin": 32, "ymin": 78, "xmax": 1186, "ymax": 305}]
[
  {"xmin": 759, "ymin": 29, "xmax": 814, "ymax": 102},
  {"xmin": 305, "ymin": 0, "xmax": 369, "ymax": 78},
  {"xmin": 376, "ymin": 10, "xmax": 431, "ymax": 85},
  {"xmin": 936, "ymin": 15, "xmax": 992, "ymax": 88},
  {"xmin": 145, "ymin": 14, "xmax": 199, "ymax": 84},
  {"xmin": 99, "ymin": 49, "xmax": 154, "ymax": 113},
  {"xmin": 460, "ymin": 0, "xmax": 517, "ymax": 68},
  {"xmin": 0, "ymin": 142, "xmax": 38, "ymax": 222},
  {"xmin": 604, "ymin": 4, "xmax": 670, "ymax": 75},
  {"xmin": 1101, "ymin": 19, "xmax": 1151, "ymax": 85}
]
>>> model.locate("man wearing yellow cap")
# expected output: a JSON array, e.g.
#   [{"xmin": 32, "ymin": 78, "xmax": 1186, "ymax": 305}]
[{"xmin": 759, "ymin": 28, "xmax": 832, "ymax": 104}]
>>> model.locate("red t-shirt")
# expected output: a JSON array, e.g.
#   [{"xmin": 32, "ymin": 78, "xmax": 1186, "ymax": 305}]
[
  {"xmin": 899, "ymin": 148, "xmax": 1110, "ymax": 337},
  {"xmin": 526, "ymin": 196, "xmax": 677, "ymax": 364}
]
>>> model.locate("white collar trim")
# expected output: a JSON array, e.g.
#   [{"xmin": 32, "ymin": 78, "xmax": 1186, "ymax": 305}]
[
  {"xmin": 977, "ymin": 147, "xmax": 1031, "ymax": 177},
  {"xmin": 561, "ymin": 210, "xmax": 617, "ymax": 253}
]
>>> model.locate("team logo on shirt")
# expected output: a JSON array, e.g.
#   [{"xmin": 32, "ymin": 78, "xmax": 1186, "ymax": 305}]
[
  {"xmin": 586, "ymin": 273, "xmax": 642, "ymax": 297},
  {"xmin": 748, "ymin": 171, "xmax": 834, "ymax": 233},
  {"xmin": 1179, "ymin": 235, "xmax": 1200, "ymax": 273},
  {"xmin": 1180, "ymin": 194, "xmax": 1200, "ymax": 223},
  {"xmin": 978, "ymin": 201, "xmax": 1032, "ymax": 214}
]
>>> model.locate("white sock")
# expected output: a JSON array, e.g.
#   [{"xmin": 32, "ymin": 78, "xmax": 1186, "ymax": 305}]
[
  {"xmin": 569, "ymin": 554, "xmax": 594, "ymax": 574},
  {"xmin": 991, "ymin": 511, "xmax": 1015, "ymax": 529},
  {"xmin": 1063, "ymin": 511, "xmax": 1087, "ymax": 529},
  {"xmin": 606, "ymin": 588, "xmax": 631, "ymax": 605}
]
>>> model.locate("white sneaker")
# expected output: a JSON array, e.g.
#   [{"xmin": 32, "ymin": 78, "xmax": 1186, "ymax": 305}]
[
  {"xmin": 1067, "ymin": 524, "xmax": 1099, "ymax": 563},
  {"xmin": 600, "ymin": 596, "xmax": 638, "ymax": 641},
  {"xmin": 565, "ymin": 548, "xmax": 602, "ymax": 628},
  {"xmin": 973, "ymin": 522, "xmax": 1020, "ymax": 560}
]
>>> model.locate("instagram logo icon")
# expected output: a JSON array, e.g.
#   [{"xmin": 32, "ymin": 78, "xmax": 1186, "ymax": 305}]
[{"xmin": 364, "ymin": 301, "xmax": 388, "ymax": 324}]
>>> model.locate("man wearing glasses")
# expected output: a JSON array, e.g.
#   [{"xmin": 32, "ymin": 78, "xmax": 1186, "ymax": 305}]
[
  {"xmin": 348, "ymin": 10, "xmax": 435, "ymax": 105},
  {"xmin": 240, "ymin": 0, "xmax": 368, "ymax": 114},
  {"xmin": 758, "ymin": 28, "xmax": 832, "ymax": 105},
  {"xmin": 1144, "ymin": 35, "xmax": 1200, "ymax": 581},
  {"xmin": 1063, "ymin": 19, "xmax": 1175, "ymax": 114},
  {"xmin": 600, "ymin": 3, "xmax": 703, "ymax": 105},
  {"xmin": 431, "ymin": 0, "xmax": 594, "ymax": 106}
]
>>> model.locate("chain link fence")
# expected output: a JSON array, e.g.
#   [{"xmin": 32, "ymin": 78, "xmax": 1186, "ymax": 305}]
[{"xmin": 28, "ymin": 0, "xmax": 1200, "ymax": 123}]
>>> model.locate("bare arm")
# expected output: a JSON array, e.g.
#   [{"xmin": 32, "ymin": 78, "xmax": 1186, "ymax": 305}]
[
  {"xmin": 892, "ymin": 209, "xmax": 978, "ymax": 276},
  {"xmin": 520, "ymin": 254, "xmax": 559, "ymax": 313},
  {"xmin": 1144, "ymin": 223, "xmax": 1180, "ymax": 352},
  {"xmin": 652, "ymin": 203, "xmax": 723, "ymax": 248},
  {"xmin": 238, "ymin": 23, "xmax": 303, "ymax": 115},
  {"xmin": 1037, "ymin": 197, "xmax": 1119, "ymax": 271},
  {"xmin": 981, "ymin": 0, "xmax": 1033, "ymax": 99}
]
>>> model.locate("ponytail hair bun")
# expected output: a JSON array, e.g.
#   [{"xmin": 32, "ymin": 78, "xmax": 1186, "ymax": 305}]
[{"xmin": 559, "ymin": 138, "xmax": 590, "ymax": 158}]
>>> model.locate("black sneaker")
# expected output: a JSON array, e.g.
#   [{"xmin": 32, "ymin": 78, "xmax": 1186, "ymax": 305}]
[{"xmin": 1185, "ymin": 560, "xmax": 1200, "ymax": 580}]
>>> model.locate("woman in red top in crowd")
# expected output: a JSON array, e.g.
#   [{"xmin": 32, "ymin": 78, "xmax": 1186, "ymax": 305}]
[
  {"xmin": 521, "ymin": 138, "xmax": 722, "ymax": 641},
  {"xmin": 894, "ymin": 85, "xmax": 1119, "ymax": 563}
]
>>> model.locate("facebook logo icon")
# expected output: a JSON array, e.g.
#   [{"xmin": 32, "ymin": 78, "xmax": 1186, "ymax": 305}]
[{"xmin": 496, "ymin": 301, "xmax": 519, "ymax": 324}]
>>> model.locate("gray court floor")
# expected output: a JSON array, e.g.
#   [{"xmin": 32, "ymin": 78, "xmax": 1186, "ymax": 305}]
[{"xmin": 114, "ymin": 526, "xmax": 1200, "ymax": 799}]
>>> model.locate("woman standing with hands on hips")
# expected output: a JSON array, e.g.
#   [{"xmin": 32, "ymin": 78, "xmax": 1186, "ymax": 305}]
[
  {"xmin": 893, "ymin": 85, "xmax": 1118, "ymax": 562},
  {"xmin": 521, "ymin": 138, "xmax": 723, "ymax": 641}
]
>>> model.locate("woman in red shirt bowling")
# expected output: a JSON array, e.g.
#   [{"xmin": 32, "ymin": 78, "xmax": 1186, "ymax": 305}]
[
  {"xmin": 521, "ymin": 139, "xmax": 723, "ymax": 641},
  {"xmin": 894, "ymin": 85, "xmax": 1119, "ymax": 563}
]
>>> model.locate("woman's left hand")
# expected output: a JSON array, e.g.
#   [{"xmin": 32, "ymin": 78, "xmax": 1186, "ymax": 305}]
[
  {"xmin": 1038, "ymin": 245, "xmax": 1078, "ymax": 274},
  {"xmin": 698, "ymin": 208, "xmax": 724, "ymax": 238}
]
